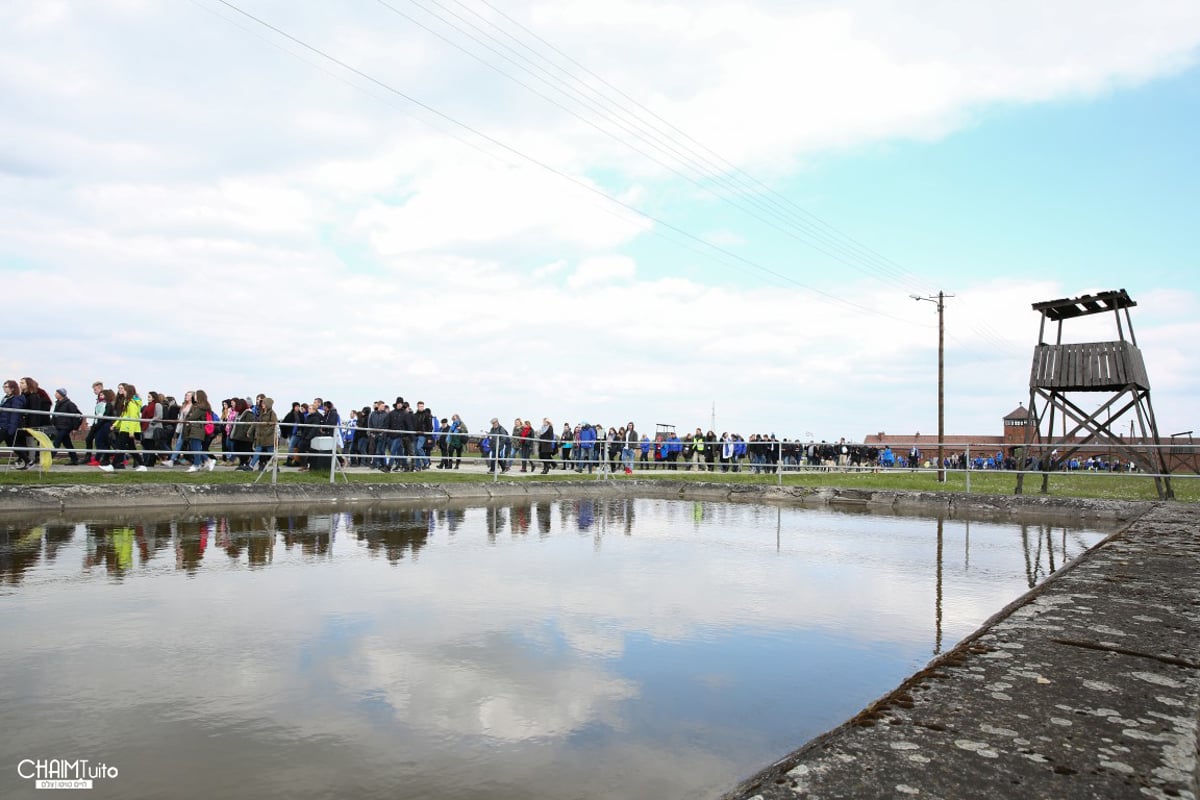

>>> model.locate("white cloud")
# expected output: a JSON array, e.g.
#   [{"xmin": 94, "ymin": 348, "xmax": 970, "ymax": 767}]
[
  {"xmin": 567, "ymin": 255, "xmax": 637, "ymax": 288},
  {"xmin": 352, "ymin": 160, "xmax": 651, "ymax": 254},
  {"xmin": 534, "ymin": 0, "xmax": 1200, "ymax": 168},
  {"xmin": 76, "ymin": 179, "xmax": 315, "ymax": 236},
  {"xmin": 0, "ymin": 1, "xmax": 1197, "ymax": 439}
]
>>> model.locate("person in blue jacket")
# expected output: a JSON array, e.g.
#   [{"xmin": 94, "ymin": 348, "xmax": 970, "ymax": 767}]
[
  {"xmin": 575, "ymin": 420, "xmax": 597, "ymax": 473},
  {"xmin": 665, "ymin": 433, "xmax": 682, "ymax": 470}
]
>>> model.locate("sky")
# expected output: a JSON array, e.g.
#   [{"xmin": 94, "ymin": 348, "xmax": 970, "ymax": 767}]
[{"xmin": 3, "ymin": 0, "xmax": 1198, "ymax": 442}]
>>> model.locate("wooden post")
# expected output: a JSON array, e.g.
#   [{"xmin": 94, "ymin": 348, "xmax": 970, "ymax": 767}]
[{"xmin": 937, "ymin": 290, "xmax": 946, "ymax": 484}]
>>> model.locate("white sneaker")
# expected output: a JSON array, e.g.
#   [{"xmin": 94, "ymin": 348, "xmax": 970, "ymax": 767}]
[
  {"xmin": 205, "ymin": 459, "xmax": 216, "ymax": 472},
  {"xmin": 99, "ymin": 464, "xmax": 114, "ymax": 472},
  {"xmin": 134, "ymin": 465, "xmax": 147, "ymax": 472},
  {"xmin": 186, "ymin": 466, "xmax": 199, "ymax": 473}
]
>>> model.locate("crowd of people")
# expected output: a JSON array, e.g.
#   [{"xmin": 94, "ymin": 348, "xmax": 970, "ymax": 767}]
[
  {"xmin": 0, "ymin": 379, "xmax": 280, "ymax": 473},
  {"xmin": 3, "ymin": 375, "xmax": 1136, "ymax": 476},
  {"xmin": 0, "ymin": 378, "xmax": 853, "ymax": 475}
]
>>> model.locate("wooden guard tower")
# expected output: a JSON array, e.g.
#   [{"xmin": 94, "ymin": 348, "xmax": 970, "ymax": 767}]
[{"xmin": 1014, "ymin": 289, "xmax": 1173, "ymax": 499}]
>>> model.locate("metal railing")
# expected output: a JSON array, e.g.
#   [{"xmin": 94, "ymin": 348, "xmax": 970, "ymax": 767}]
[{"xmin": 2, "ymin": 405, "xmax": 1196, "ymax": 493}]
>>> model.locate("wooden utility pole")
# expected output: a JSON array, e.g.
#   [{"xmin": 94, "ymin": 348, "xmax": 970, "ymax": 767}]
[
  {"xmin": 937, "ymin": 290, "xmax": 945, "ymax": 483},
  {"xmin": 913, "ymin": 291, "xmax": 953, "ymax": 482}
]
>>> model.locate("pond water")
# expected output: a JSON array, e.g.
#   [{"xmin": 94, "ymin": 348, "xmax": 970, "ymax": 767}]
[{"xmin": 0, "ymin": 499, "xmax": 1116, "ymax": 799}]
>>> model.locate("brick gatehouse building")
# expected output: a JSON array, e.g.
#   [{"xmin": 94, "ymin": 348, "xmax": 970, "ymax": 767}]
[{"xmin": 863, "ymin": 405, "xmax": 1197, "ymax": 473}]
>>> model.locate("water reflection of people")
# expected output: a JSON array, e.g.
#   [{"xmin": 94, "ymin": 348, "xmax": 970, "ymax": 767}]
[
  {"xmin": 0, "ymin": 526, "xmax": 46, "ymax": 585},
  {"xmin": 112, "ymin": 527, "xmax": 134, "ymax": 573},
  {"xmin": 576, "ymin": 500, "xmax": 595, "ymax": 531},
  {"xmin": 0, "ymin": 524, "xmax": 88, "ymax": 584},
  {"xmin": 436, "ymin": 508, "xmax": 466, "ymax": 536},
  {"xmin": 246, "ymin": 534, "xmax": 273, "ymax": 567},
  {"xmin": 220, "ymin": 516, "xmax": 275, "ymax": 568},
  {"xmin": 282, "ymin": 521, "xmax": 331, "ymax": 558},
  {"xmin": 41, "ymin": 524, "xmax": 77, "ymax": 562},
  {"xmin": 511, "ymin": 505, "xmax": 531, "ymax": 537},
  {"xmin": 485, "ymin": 506, "xmax": 506, "ymax": 541},
  {"xmin": 355, "ymin": 509, "xmax": 430, "ymax": 563},
  {"xmin": 83, "ymin": 526, "xmax": 135, "ymax": 576},
  {"xmin": 619, "ymin": 498, "xmax": 635, "ymax": 536},
  {"xmin": 175, "ymin": 520, "xmax": 209, "ymax": 574}
]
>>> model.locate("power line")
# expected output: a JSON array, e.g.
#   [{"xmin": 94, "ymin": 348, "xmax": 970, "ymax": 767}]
[
  {"xmin": 374, "ymin": 0, "xmax": 932, "ymax": 296},
  {"xmin": 205, "ymin": 0, "xmax": 929, "ymax": 326},
  {"xmin": 456, "ymin": 0, "xmax": 936, "ymax": 295},
  {"xmin": 185, "ymin": 0, "xmax": 530, "ymax": 172}
]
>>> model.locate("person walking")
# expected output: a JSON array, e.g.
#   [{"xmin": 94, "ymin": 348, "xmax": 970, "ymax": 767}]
[
  {"xmin": 0, "ymin": 380, "xmax": 27, "ymax": 469},
  {"xmin": 621, "ymin": 422, "xmax": 638, "ymax": 474},
  {"xmin": 688, "ymin": 428, "xmax": 705, "ymax": 471},
  {"xmin": 50, "ymin": 388, "xmax": 83, "ymax": 465},
  {"xmin": 606, "ymin": 426, "xmax": 622, "ymax": 473},
  {"xmin": 18, "ymin": 377, "xmax": 53, "ymax": 467},
  {"xmin": 165, "ymin": 391, "xmax": 194, "ymax": 466},
  {"xmin": 98, "ymin": 383, "xmax": 143, "ymax": 471},
  {"xmin": 138, "ymin": 391, "xmax": 164, "ymax": 467},
  {"xmin": 537, "ymin": 417, "xmax": 556, "ymax": 475},
  {"xmin": 488, "ymin": 418, "xmax": 509, "ymax": 474},
  {"xmin": 446, "ymin": 414, "xmax": 468, "ymax": 469},
  {"xmin": 183, "ymin": 389, "xmax": 217, "ymax": 473},
  {"xmin": 91, "ymin": 389, "xmax": 116, "ymax": 468},
  {"xmin": 230, "ymin": 399, "xmax": 256, "ymax": 470},
  {"xmin": 81, "ymin": 381, "xmax": 105, "ymax": 465},
  {"xmin": 559, "ymin": 423, "xmax": 573, "ymax": 470},
  {"xmin": 514, "ymin": 417, "xmax": 532, "ymax": 472},
  {"xmin": 575, "ymin": 420, "xmax": 596, "ymax": 473},
  {"xmin": 250, "ymin": 396, "xmax": 278, "ymax": 471}
]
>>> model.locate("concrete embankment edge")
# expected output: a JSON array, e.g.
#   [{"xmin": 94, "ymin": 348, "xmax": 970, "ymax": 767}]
[
  {"xmin": 0, "ymin": 480, "xmax": 1144, "ymax": 522},
  {"xmin": 722, "ymin": 500, "xmax": 1200, "ymax": 800}
]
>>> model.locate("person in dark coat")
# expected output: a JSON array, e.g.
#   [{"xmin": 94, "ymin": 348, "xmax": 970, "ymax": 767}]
[
  {"xmin": 487, "ymin": 418, "xmax": 509, "ymax": 474},
  {"xmin": 50, "ymin": 388, "xmax": 83, "ymax": 465},
  {"xmin": 281, "ymin": 402, "xmax": 302, "ymax": 466},
  {"xmin": 1, "ymin": 380, "xmax": 28, "ymax": 468},
  {"xmin": 18, "ymin": 377, "xmax": 53, "ymax": 468},
  {"xmin": 537, "ymin": 418, "xmax": 556, "ymax": 474}
]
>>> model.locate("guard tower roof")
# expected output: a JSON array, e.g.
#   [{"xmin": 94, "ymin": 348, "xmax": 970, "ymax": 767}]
[
  {"xmin": 1003, "ymin": 405, "xmax": 1029, "ymax": 421},
  {"xmin": 1031, "ymin": 289, "xmax": 1135, "ymax": 322}
]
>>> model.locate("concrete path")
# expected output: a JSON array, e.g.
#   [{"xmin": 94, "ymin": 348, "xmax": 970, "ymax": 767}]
[{"xmin": 723, "ymin": 502, "xmax": 1200, "ymax": 800}]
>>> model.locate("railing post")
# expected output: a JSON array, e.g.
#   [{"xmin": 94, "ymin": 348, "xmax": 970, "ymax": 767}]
[
  {"xmin": 600, "ymin": 432, "xmax": 607, "ymax": 481},
  {"xmin": 328, "ymin": 422, "xmax": 336, "ymax": 485},
  {"xmin": 965, "ymin": 443, "xmax": 971, "ymax": 494}
]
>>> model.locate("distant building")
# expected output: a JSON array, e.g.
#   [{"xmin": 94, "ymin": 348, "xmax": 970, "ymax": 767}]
[
  {"xmin": 863, "ymin": 404, "xmax": 1028, "ymax": 455},
  {"xmin": 863, "ymin": 403, "xmax": 1197, "ymax": 473}
]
